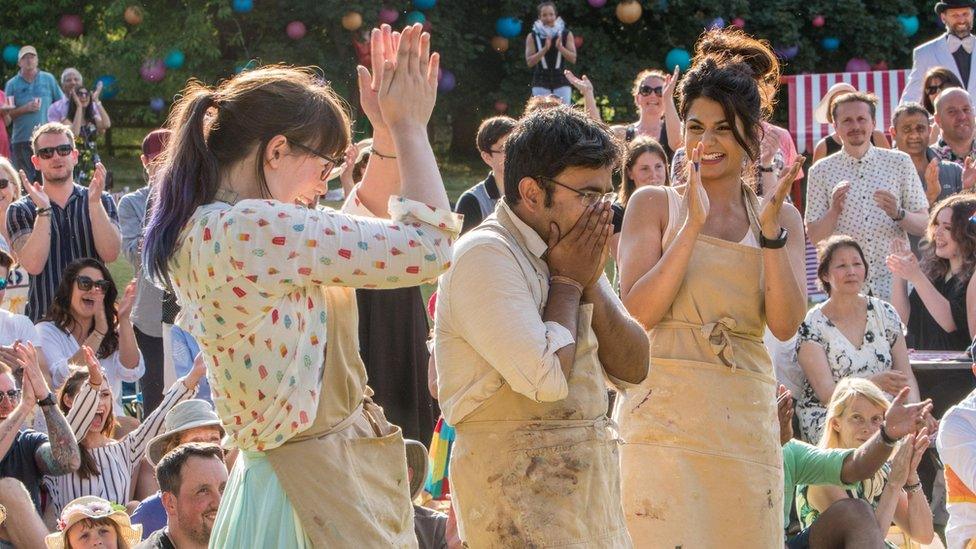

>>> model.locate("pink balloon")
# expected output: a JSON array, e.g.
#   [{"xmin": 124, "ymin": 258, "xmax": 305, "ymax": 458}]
[
  {"xmin": 286, "ymin": 20, "xmax": 306, "ymax": 40},
  {"xmin": 731, "ymin": 17, "xmax": 746, "ymax": 28},
  {"xmin": 588, "ymin": 0, "xmax": 607, "ymax": 7},
  {"xmin": 812, "ymin": 15, "xmax": 825, "ymax": 28},
  {"xmin": 379, "ymin": 7, "xmax": 399, "ymax": 24},
  {"xmin": 140, "ymin": 59, "xmax": 166, "ymax": 83},
  {"xmin": 845, "ymin": 58, "xmax": 871, "ymax": 72},
  {"xmin": 58, "ymin": 14, "xmax": 84, "ymax": 38}
]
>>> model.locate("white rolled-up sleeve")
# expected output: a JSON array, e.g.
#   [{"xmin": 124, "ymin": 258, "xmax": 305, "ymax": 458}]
[{"xmin": 446, "ymin": 241, "xmax": 573, "ymax": 402}]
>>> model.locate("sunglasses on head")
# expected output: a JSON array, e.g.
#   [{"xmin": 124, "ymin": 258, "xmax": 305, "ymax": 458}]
[
  {"xmin": 36, "ymin": 144, "xmax": 74, "ymax": 160},
  {"xmin": 639, "ymin": 85, "xmax": 664, "ymax": 97},
  {"xmin": 75, "ymin": 275, "xmax": 112, "ymax": 293}
]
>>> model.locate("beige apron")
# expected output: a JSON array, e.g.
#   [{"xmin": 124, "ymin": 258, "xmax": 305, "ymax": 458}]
[
  {"xmin": 265, "ymin": 285, "xmax": 417, "ymax": 548},
  {"xmin": 450, "ymin": 219, "xmax": 632, "ymax": 548},
  {"xmin": 615, "ymin": 185, "xmax": 783, "ymax": 548}
]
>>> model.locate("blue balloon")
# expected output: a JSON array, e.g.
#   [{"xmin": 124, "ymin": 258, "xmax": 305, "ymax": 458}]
[
  {"xmin": 94, "ymin": 75, "xmax": 119, "ymax": 100},
  {"xmin": 898, "ymin": 14, "xmax": 919, "ymax": 37},
  {"xmin": 2, "ymin": 45, "xmax": 18, "ymax": 66},
  {"xmin": 405, "ymin": 10, "xmax": 426, "ymax": 25},
  {"xmin": 164, "ymin": 49, "xmax": 185, "ymax": 70},
  {"xmin": 149, "ymin": 97, "xmax": 166, "ymax": 112},
  {"xmin": 665, "ymin": 48, "xmax": 691, "ymax": 72},
  {"xmin": 232, "ymin": 0, "xmax": 253, "ymax": 13},
  {"xmin": 820, "ymin": 37, "xmax": 840, "ymax": 51},
  {"xmin": 495, "ymin": 17, "xmax": 522, "ymax": 39},
  {"xmin": 709, "ymin": 17, "xmax": 725, "ymax": 29},
  {"xmin": 414, "ymin": 0, "xmax": 436, "ymax": 9}
]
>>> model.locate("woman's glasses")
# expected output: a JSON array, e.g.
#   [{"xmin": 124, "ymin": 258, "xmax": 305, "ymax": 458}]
[
  {"xmin": 35, "ymin": 144, "xmax": 74, "ymax": 160},
  {"xmin": 638, "ymin": 85, "xmax": 664, "ymax": 97},
  {"xmin": 75, "ymin": 276, "xmax": 112, "ymax": 293},
  {"xmin": 926, "ymin": 82, "xmax": 947, "ymax": 96}
]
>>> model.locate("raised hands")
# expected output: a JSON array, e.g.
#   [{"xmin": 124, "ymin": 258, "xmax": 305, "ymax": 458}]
[
  {"xmin": 758, "ymin": 156, "xmax": 804, "ymax": 237},
  {"xmin": 375, "ymin": 24, "xmax": 439, "ymax": 132},
  {"xmin": 924, "ymin": 159, "xmax": 942, "ymax": 203},
  {"xmin": 88, "ymin": 162, "xmax": 107, "ymax": 201},
  {"xmin": 885, "ymin": 239, "xmax": 923, "ymax": 284},
  {"xmin": 883, "ymin": 387, "xmax": 933, "ymax": 440},
  {"xmin": 356, "ymin": 25, "xmax": 400, "ymax": 131},
  {"xmin": 683, "ymin": 143, "xmax": 710, "ymax": 228},
  {"xmin": 563, "ymin": 70, "xmax": 593, "ymax": 96},
  {"xmin": 13, "ymin": 341, "xmax": 48, "ymax": 404},
  {"xmin": 888, "ymin": 427, "xmax": 930, "ymax": 488},
  {"xmin": 82, "ymin": 345, "xmax": 104, "ymax": 387},
  {"xmin": 21, "ymin": 169, "xmax": 50, "ymax": 209},
  {"xmin": 117, "ymin": 281, "xmax": 137, "ymax": 321},
  {"xmin": 546, "ymin": 201, "xmax": 612, "ymax": 288}
]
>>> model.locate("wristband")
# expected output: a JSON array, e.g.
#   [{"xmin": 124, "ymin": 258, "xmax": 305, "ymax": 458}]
[
  {"xmin": 36, "ymin": 206, "xmax": 52, "ymax": 217},
  {"xmin": 371, "ymin": 148, "xmax": 397, "ymax": 160},
  {"xmin": 550, "ymin": 275, "xmax": 584, "ymax": 294},
  {"xmin": 891, "ymin": 207, "xmax": 906, "ymax": 221},
  {"xmin": 758, "ymin": 165, "xmax": 775, "ymax": 173},
  {"xmin": 904, "ymin": 482, "xmax": 922, "ymax": 494},
  {"xmin": 879, "ymin": 421, "xmax": 900, "ymax": 446}
]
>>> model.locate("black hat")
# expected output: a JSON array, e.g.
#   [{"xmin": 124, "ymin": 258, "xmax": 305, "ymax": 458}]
[{"xmin": 936, "ymin": 0, "xmax": 976, "ymax": 14}]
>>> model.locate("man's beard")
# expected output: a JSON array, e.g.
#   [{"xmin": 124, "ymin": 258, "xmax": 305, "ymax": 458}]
[
  {"xmin": 42, "ymin": 170, "xmax": 72, "ymax": 185},
  {"xmin": 950, "ymin": 22, "xmax": 973, "ymax": 38}
]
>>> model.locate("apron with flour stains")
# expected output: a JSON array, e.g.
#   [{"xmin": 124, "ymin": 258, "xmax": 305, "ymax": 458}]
[
  {"xmin": 265, "ymin": 285, "xmax": 417, "ymax": 548},
  {"xmin": 449, "ymin": 218, "xmax": 631, "ymax": 548},
  {"xmin": 614, "ymin": 185, "xmax": 783, "ymax": 548}
]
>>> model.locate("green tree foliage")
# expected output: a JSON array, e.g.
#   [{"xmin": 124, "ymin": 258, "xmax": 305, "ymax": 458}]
[{"xmin": 0, "ymin": 0, "xmax": 949, "ymax": 153}]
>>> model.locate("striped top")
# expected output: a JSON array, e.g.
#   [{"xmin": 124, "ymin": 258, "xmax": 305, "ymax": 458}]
[
  {"xmin": 5, "ymin": 184, "xmax": 121, "ymax": 322},
  {"xmin": 44, "ymin": 378, "xmax": 196, "ymax": 514}
]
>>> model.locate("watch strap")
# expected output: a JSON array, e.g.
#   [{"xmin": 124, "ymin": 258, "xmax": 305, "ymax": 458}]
[
  {"xmin": 37, "ymin": 392, "xmax": 56, "ymax": 407},
  {"xmin": 759, "ymin": 227, "xmax": 788, "ymax": 249}
]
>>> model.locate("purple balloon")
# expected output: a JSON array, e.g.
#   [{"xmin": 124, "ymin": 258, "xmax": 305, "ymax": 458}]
[
  {"xmin": 845, "ymin": 58, "xmax": 871, "ymax": 73},
  {"xmin": 709, "ymin": 17, "xmax": 725, "ymax": 29},
  {"xmin": 437, "ymin": 69, "xmax": 455, "ymax": 92},
  {"xmin": 774, "ymin": 45, "xmax": 799, "ymax": 60},
  {"xmin": 140, "ymin": 59, "xmax": 166, "ymax": 83},
  {"xmin": 588, "ymin": 0, "xmax": 607, "ymax": 7},
  {"xmin": 379, "ymin": 7, "xmax": 399, "ymax": 24}
]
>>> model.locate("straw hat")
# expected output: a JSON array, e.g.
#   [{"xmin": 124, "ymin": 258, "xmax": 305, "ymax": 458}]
[
  {"xmin": 45, "ymin": 496, "xmax": 142, "ymax": 549},
  {"xmin": 405, "ymin": 439, "xmax": 430, "ymax": 501},
  {"xmin": 814, "ymin": 82, "xmax": 857, "ymax": 124},
  {"xmin": 146, "ymin": 399, "xmax": 224, "ymax": 466}
]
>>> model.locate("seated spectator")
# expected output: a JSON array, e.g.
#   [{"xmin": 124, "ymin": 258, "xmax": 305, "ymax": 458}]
[
  {"xmin": 61, "ymin": 82, "xmax": 111, "ymax": 187},
  {"xmin": 796, "ymin": 236, "xmax": 922, "ymax": 443},
  {"xmin": 405, "ymin": 439, "xmax": 459, "ymax": 549},
  {"xmin": 45, "ymin": 345, "xmax": 204, "ymax": 516},
  {"xmin": 779, "ymin": 384, "xmax": 932, "ymax": 549},
  {"xmin": 38, "ymin": 258, "xmax": 144, "ymax": 417},
  {"xmin": 0, "ymin": 157, "xmax": 21, "ymax": 250},
  {"xmin": 796, "ymin": 378, "xmax": 935, "ymax": 546},
  {"xmin": 934, "ymin": 89, "xmax": 976, "ymax": 165},
  {"xmin": 45, "ymin": 495, "xmax": 143, "ymax": 549},
  {"xmin": 889, "ymin": 194, "xmax": 976, "ymax": 351},
  {"xmin": 937, "ymin": 363, "xmax": 976, "ymax": 549},
  {"xmin": 135, "ymin": 443, "xmax": 227, "ymax": 549},
  {"xmin": 454, "ymin": 116, "xmax": 516, "ymax": 235},
  {"xmin": 6, "ymin": 122, "xmax": 122, "ymax": 323},
  {"xmin": 889, "ymin": 102, "xmax": 969, "ymax": 206},
  {"xmin": 0, "ymin": 343, "xmax": 79, "ymax": 547},
  {"xmin": 48, "ymin": 68, "xmax": 83, "ymax": 123},
  {"xmin": 131, "ymin": 396, "xmax": 225, "ymax": 539}
]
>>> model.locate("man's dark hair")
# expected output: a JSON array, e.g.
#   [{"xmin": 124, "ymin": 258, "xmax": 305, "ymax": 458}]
[
  {"xmin": 503, "ymin": 106, "xmax": 621, "ymax": 207},
  {"xmin": 476, "ymin": 116, "xmax": 517, "ymax": 154},
  {"xmin": 830, "ymin": 91, "xmax": 878, "ymax": 124},
  {"xmin": 156, "ymin": 442, "xmax": 223, "ymax": 494},
  {"xmin": 891, "ymin": 102, "xmax": 930, "ymax": 128}
]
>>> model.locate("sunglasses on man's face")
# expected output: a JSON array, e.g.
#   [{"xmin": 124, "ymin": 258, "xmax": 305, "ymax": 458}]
[
  {"xmin": 639, "ymin": 85, "xmax": 665, "ymax": 97},
  {"xmin": 36, "ymin": 144, "xmax": 74, "ymax": 160},
  {"xmin": 75, "ymin": 275, "xmax": 112, "ymax": 293}
]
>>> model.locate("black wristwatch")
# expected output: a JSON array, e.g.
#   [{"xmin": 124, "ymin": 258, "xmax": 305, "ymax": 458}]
[
  {"xmin": 759, "ymin": 227, "xmax": 788, "ymax": 249},
  {"xmin": 879, "ymin": 421, "xmax": 900, "ymax": 447},
  {"xmin": 37, "ymin": 392, "xmax": 55, "ymax": 407},
  {"xmin": 891, "ymin": 207, "xmax": 906, "ymax": 221}
]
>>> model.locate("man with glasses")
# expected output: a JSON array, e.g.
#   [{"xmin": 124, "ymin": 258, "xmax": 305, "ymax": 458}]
[
  {"xmin": 455, "ymin": 116, "xmax": 516, "ymax": 235},
  {"xmin": 434, "ymin": 106, "xmax": 649, "ymax": 546},
  {"xmin": 0, "ymin": 345, "xmax": 80, "ymax": 547},
  {"xmin": 6, "ymin": 122, "xmax": 121, "ymax": 322},
  {"xmin": 2, "ymin": 46, "xmax": 64, "ymax": 184}
]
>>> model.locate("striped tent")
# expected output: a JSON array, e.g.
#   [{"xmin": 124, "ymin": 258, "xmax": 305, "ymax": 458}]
[{"xmin": 783, "ymin": 70, "xmax": 909, "ymax": 155}]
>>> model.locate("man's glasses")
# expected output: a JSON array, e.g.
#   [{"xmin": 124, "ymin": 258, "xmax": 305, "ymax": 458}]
[
  {"xmin": 35, "ymin": 144, "xmax": 74, "ymax": 160},
  {"xmin": 0, "ymin": 389, "xmax": 21, "ymax": 403},
  {"xmin": 535, "ymin": 175, "xmax": 616, "ymax": 206},
  {"xmin": 639, "ymin": 85, "xmax": 664, "ymax": 97},
  {"xmin": 75, "ymin": 276, "xmax": 112, "ymax": 293}
]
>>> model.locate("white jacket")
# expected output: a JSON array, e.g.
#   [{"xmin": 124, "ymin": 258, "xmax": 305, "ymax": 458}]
[{"xmin": 901, "ymin": 32, "xmax": 976, "ymax": 105}]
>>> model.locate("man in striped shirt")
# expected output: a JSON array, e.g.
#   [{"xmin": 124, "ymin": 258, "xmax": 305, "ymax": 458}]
[{"xmin": 6, "ymin": 122, "xmax": 121, "ymax": 322}]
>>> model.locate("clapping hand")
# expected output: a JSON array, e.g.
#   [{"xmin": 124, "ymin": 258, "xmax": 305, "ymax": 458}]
[
  {"xmin": 888, "ymin": 427, "xmax": 930, "ymax": 488},
  {"xmin": 563, "ymin": 70, "xmax": 593, "ymax": 96},
  {"xmin": 88, "ymin": 162, "xmax": 107, "ymax": 200},
  {"xmin": 885, "ymin": 239, "xmax": 923, "ymax": 284},
  {"xmin": 375, "ymin": 24, "xmax": 439, "ymax": 132},
  {"xmin": 92, "ymin": 81, "xmax": 103, "ymax": 103},
  {"xmin": 117, "ymin": 281, "xmax": 137, "ymax": 321},
  {"xmin": 356, "ymin": 24, "xmax": 400, "ymax": 132},
  {"xmin": 872, "ymin": 189, "xmax": 900, "ymax": 219},
  {"xmin": 683, "ymin": 143, "xmax": 710, "ymax": 228},
  {"xmin": 830, "ymin": 181, "xmax": 850, "ymax": 214},
  {"xmin": 82, "ymin": 346, "xmax": 104, "ymax": 387},
  {"xmin": 757, "ymin": 157, "xmax": 803, "ymax": 238},
  {"xmin": 14, "ymin": 341, "xmax": 49, "ymax": 403},
  {"xmin": 21, "ymin": 169, "xmax": 49, "ymax": 209},
  {"xmin": 882, "ymin": 387, "xmax": 933, "ymax": 440},
  {"xmin": 924, "ymin": 159, "xmax": 942, "ymax": 203}
]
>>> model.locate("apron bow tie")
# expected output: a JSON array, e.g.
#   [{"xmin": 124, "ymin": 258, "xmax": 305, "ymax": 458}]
[{"xmin": 701, "ymin": 317, "xmax": 740, "ymax": 370}]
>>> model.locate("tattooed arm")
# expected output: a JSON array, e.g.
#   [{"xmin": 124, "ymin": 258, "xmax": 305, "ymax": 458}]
[
  {"xmin": 34, "ymin": 405, "xmax": 81, "ymax": 475},
  {"xmin": 0, "ymin": 400, "xmax": 34, "ymax": 460}
]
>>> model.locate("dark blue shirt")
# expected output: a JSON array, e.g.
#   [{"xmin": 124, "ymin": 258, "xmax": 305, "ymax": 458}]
[
  {"xmin": 130, "ymin": 492, "xmax": 166, "ymax": 540},
  {"xmin": 0, "ymin": 429, "xmax": 48, "ymax": 512},
  {"xmin": 6, "ymin": 184, "xmax": 120, "ymax": 322}
]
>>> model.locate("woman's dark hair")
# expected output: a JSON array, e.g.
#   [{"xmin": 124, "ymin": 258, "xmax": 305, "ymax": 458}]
[
  {"xmin": 65, "ymin": 88, "xmax": 97, "ymax": 125},
  {"xmin": 59, "ymin": 369, "xmax": 116, "ymax": 479},
  {"xmin": 620, "ymin": 136, "xmax": 668, "ymax": 206},
  {"xmin": 504, "ymin": 105, "xmax": 621, "ymax": 207},
  {"xmin": 816, "ymin": 235, "xmax": 868, "ymax": 296},
  {"xmin": 43, "ymin": 258, "xmax": 118, "ymax": 359},
  {"xmin": 678, "ymin": 28, "xmax": 780, "ymax": 162},
  {"xmin": 142, "ymin": 65, "xmax": 351, "ymax": 286},
  {"xmin": 922, "ymin": 67, "xmax": 963, "ymax": 115},
  {"xmin": 922, "ymin": 194, "xmax": 976, "ymax": 282}
]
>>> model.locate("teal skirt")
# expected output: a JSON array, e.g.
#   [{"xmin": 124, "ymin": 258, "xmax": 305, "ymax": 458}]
[{"xmin": 209, "ymin": 450, "xmax": 310, "ymax": 548}]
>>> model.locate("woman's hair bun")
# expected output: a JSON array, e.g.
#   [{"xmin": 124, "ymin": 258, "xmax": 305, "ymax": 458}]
[{"xmin": 691, "ymin": 28, "xmax": 780, "ymax": 116}]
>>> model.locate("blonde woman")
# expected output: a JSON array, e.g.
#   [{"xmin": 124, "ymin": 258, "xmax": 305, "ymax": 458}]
[
  {"xmin": 796, "ymin": 377, "xmax": 934, "ymax": 546},
  {"xmin": 0, "ymin": 157, "xmax": 21, "ymax": 250}
]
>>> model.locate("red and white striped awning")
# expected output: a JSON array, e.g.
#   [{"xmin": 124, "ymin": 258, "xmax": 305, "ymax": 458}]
[{"xmin": 783, "ymin": 70, "xmax": 909, "ymax": 155}]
